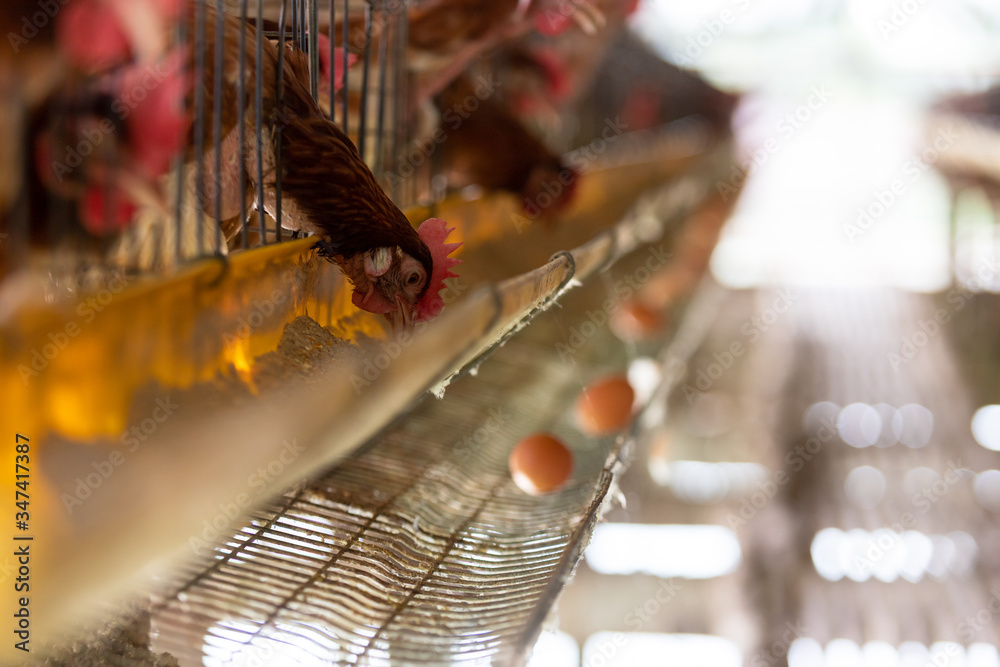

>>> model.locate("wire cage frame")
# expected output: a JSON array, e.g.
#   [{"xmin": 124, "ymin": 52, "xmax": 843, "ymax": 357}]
[{"xmin": 3, "ymin": 0, "xmax": 417, "ymax": 282}]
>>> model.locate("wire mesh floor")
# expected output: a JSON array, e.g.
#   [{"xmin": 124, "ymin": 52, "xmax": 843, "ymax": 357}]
[{"xmin": 148, "ymin": 332, "xmax": 628, "ymax": 665}]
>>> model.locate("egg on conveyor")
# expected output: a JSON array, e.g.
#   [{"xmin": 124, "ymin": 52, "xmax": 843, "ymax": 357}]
[
  {"xmin": 508, "ymin": 433, "xmax": 574, "ymax": 495},
  {"xmin": 574, "ymin": 375, "xmax": 635, "ymax": 436}
]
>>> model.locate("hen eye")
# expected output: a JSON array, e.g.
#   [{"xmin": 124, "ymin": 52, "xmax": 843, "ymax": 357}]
[{"xmin": 406, "ymin": 272, "xmax": 421, "ymax": 286}]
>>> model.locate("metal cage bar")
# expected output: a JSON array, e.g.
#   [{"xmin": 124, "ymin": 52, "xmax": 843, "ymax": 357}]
[
  {"xmin": 3, "ymin": 0, "xmax": 417, "ymax": 282},
  {"xmin": 212, "ymin": 0, "xmax": 225, "ymax": 254}
]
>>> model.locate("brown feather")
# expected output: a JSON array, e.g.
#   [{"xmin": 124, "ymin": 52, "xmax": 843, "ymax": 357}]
[{"xmin": 262, "ymin": 44, "xmax": 430, "ymax": 273}]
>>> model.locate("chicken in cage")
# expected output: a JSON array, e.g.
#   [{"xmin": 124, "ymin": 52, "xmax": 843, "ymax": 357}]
[
  {"xmin": 4, "ymin": 0, "xmax": 468, "ymax": 335},
  {"xmin": 0, "ymin": 0, "xmax": 751, "ymax": 664}
]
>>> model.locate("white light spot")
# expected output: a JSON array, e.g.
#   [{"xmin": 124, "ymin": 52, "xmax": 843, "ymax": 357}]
[
  {"xmin": 974, "ymin": 470, "xmax": 1000, "ymax": 511},
  {"xmin": 843, "ymin": 528, "xmax": 873, "ymax": 582},
  {"xmin": 968, "ymin": 643, "xmax": 1000, "ymax": 667},
  {"xmin": 585, "ymin": 524, "xmax": 741, "ymax": 579},
  {"xmin": 527, "ymin": 630, "xmax": 579, "ymax": 667},
  {"xmin": 811, "ymin": 527, "xmax": 845, "ymax": 581},
  {"xmin": 662, "ymin": 460, "xmax": 728, "ymax": 503},
  {"xmin": 628, "ymin": 357, "xmax": 662, "ymax": 406},
  {"xmin": 929, "ymin": 642, "xmax": 964, "ymax": 667},
  {"xmin": 872, "ymin": 403, "xmax": 899, "ymax": 447},
  {"xmin": 972, "ymin": 405, "xmax": 1000, "ymax": 451},
  {"xmin": 789, "ymin": 638, "xmax": 826, "ymax": 667},
  {"xmin": 657, "ymin": 460, "xmax": 769, "ymax": 503},
  {"xmin": 899, "ymin": 531, "xmax": 933, "ymax": 583},
  {"xmin": 844, "ymin": 466, "xmax": 886, "ymax": 508},
  {"xmin": 949, "ymin": 531, "xmax": 978, "ymax": 578},
  {"xmin": 899, "ymin": 641, "xmax": 931, "ymax": 667},
  {"xmin": 871, "ymin": 528, "xmax": 908, "ymax": 583},
  {"xmin": 892, "ymin": 404, "xmax": 934, "ymax": 448},
  {"xmin": 926, "ymin": 535, "xmax": 956, "ymax": 581},
  {"xmin": 838, "ymin": 403, "xmax": 881, "ymax": 448},
  {"xmin": 827, "ymin": 638, "xmax": 863, "ymax": 667},
  {"xmin": 582, "ymin": 633, "xmax": 741, "ymax": 667},
  {"xmin": 810, "ymin": 528, "xmax": 972, "ymax": 583},
  {"xmin": 863, "ymin": 640, "xmax": 900, "ymax": 667}
]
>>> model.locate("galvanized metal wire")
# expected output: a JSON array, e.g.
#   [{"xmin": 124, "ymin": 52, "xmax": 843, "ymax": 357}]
[
  {"xmin": 149, "ymin": 337, "xmax": 628, "ymax": 665},
  {"xmin": 5, "ymin": 0, "xmax": 413, "ymax": 276}
]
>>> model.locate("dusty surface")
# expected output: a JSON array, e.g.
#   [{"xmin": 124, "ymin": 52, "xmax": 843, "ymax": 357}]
[
  {"xmin": 32, "ymin": 604, "xmax": 179, "ymax": 667},
  {"xmin": 251, "ymin": 314, "xmax": 363, "ymax": 389}
]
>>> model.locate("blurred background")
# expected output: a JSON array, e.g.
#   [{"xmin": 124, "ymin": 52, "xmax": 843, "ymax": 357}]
[
  {"xmin": 535, "ymin": 1, "xmax": 1000, "ymax": 665},
  {"xmin": 2, "ymin": 0, "xmax": 1000, "ymax": 665}
]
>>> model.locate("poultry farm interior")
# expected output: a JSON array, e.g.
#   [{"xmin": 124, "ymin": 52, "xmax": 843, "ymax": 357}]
[{"xmin": 2, "ymin": 0, "xmax": 1000, "ymax": 665}]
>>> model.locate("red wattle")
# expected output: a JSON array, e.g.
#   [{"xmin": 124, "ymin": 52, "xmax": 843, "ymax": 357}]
[
  {"xmin": 80, "ymin": 185, "xmax": 137, "ymax": 235},
  {"xmin": 352, "ymin": 287, "xmax": 394, "ymax": 314}
]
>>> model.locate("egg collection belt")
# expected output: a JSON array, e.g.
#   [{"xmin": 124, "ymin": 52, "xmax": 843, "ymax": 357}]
[{"xmin": 143, "ymin": 278, "xmax": 717, "ymax": 664}]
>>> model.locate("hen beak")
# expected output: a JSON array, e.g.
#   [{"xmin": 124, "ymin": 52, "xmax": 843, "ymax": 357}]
[{"xmin": 386, "ymin": 294, "xmax": 415, "ymax": 334}]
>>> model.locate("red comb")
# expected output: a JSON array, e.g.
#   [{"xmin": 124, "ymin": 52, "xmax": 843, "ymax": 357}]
[
  {"xmin": 57, "ymin": 0, "xmax": 131, "ymax": 72},
  {"xmin": 317, "ymin": 33, "xmax": 358, "ymax": 93},
  {"xmin": 415, "ymin": 218, "xmax": 462, "ymax": 322}
]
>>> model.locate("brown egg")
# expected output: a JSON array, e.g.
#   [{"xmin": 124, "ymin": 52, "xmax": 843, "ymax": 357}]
[
  {"xmin": 611, "ymin": 299, "xmax": 665, "ymax": 342},
  {"xmin": 575, "ymin": 375, "xmax": 635, "ymax": 436},
  {"xmin": 508, "ymin": 433, "xmax": 574, "ymax": 495}
]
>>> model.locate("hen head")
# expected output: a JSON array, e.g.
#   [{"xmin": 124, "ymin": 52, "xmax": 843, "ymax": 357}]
[{"xmin": 347, "ymin": 218, "xmax": 462, "ymax": 332}]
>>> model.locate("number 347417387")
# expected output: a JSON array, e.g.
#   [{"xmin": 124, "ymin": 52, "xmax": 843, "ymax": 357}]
[{"xmin": 14, "ymin": 434, "xmax": 29, "ymax": 531}]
